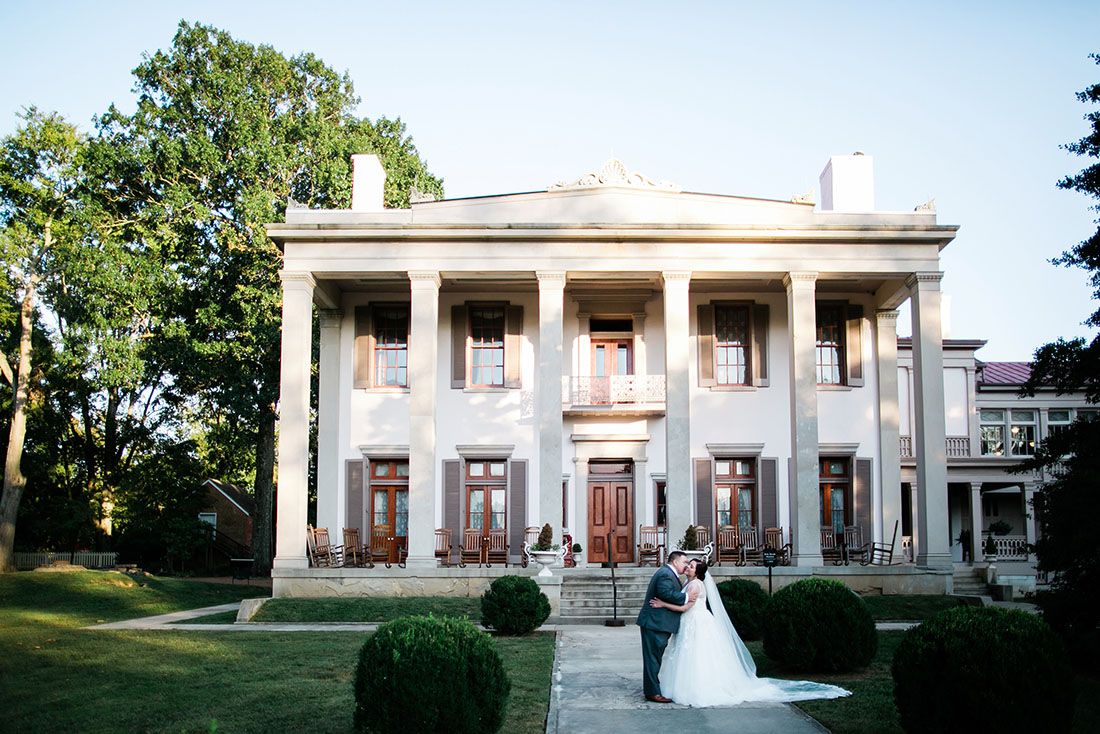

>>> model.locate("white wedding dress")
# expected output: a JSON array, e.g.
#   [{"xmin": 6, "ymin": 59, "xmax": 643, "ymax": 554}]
[{"xmin": 659, "ymin": 576, "xmax": 851, "ymax": 707}]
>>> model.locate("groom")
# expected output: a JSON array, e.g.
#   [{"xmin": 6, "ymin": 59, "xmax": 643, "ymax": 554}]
[{"xmin": 636, "ymin": 550, "xmax": 697, "ymax": 703}]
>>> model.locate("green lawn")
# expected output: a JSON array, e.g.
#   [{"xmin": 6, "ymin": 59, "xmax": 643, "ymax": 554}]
[
  {"xmin": 860, "ymin": 594, "xmax": 963, "ymax": 621},
  {"xmin": 0, "ymin": 571, "xmax": 552, "ymax": 734},
  {"xmin": 252, "ymin": 596, "xmax": 482, "ymax": 623}
]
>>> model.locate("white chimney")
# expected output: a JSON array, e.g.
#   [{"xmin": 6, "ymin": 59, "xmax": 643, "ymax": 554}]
[
  {"xmin": 351, "ymin": 154, "xmax": 387, "ymax": 211},
  {"xmin": 818, "ymin": 153, "xmax": 874, "ymax": 212}
]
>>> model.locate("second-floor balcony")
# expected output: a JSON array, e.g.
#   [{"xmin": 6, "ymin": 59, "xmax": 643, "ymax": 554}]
[
  {"xmin": 899, "ymin": 435, "xmax": 972, "ymax": 459},
  {"xmin": 564, "ymin": 375, "xmax": 666, "ymax": 414}
]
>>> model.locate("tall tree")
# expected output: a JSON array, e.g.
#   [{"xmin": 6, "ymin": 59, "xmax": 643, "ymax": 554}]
[
  {"xmin": 1021, "ymin": 53, "xmax": 1100, "ymax": 658},
  {"xmin": 97, "ymin": 21, "xmax": 442, "ymax": 572},
  {"xmin": 0, "ymin": 109, "xmax": 84, "ymax": 571}
]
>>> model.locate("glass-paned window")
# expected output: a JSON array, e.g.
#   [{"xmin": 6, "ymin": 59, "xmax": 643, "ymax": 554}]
[
  {"xmin": 715, "ymin": 305, "xmax": 750, "ymax": 386},
  {"xmin": 373, "ymin": 489, "xmax": 389, "ymax": 528},
  {"xmin": 373, "ymin": 306, "xmax": 408, "ymax": 387},
  {"xmin": 980, "ymin": 409, "xmax": 1005, "ymax": 456},
  {"xmin": 1010, "ymin": 410, "xmax": 1037, "ymax": 456},
  {"xmin": 816, "ymin": 305, "xmax": 845, "ymax": 385},
  {"xmin": 716, "ymin": 459, "xmax": 755, "ymax": 528},
  {"xmin": 467, "ymin": 460, "xmax": 507, "ymax": 534},
  {"xmin": 819, "ymin": 457, "xmax": 849, "ymax": 535},
  {"xmin": 1047, "ymin": 409, "xmax": 1071, "ymax": 438},
  {"xmin": 656, "ymin": 481, "xmax": 667, "ymax": 528},
  {"xmin": 470, "ymin": 307, "xmax": 505, "ymax": 387}
]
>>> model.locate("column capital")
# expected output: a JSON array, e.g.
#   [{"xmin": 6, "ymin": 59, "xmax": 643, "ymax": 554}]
[
  {"xmin": 318, "ymin": 309, "xmax": 343, "ymax": 328},
  {"xmin": 279, "ymin": 270, "xmax": 317, "ymax": 290},
  {"xmin": 662, "ymin": 270, "xmax": 692, "ymax": 285},
  {"xmin": 536, "ymin": 270, "xmax": 567, "ymax": 288},
  {"xmin": 408, "ymin": 270, "xmax": 441, "ymax": 288},
  {"xmin": 783, "ymin": 271, "xmax": 818, "ymax": 290},
  {"xmin": 876, "ymin": 309, "xmax": 901, "ymax": 323},
  {"xmin": 905, "ymin": 272, "xmax": 944, "ymax": 290}
]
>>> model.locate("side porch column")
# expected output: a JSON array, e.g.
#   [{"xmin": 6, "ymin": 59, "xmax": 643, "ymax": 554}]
[
  {"xmin": 785, "ymin": 272, "xmax": 823, "ymax": 566},
  {"xmin": 315, "ymin": 309, "xmax": 342, "ymax": 533},
  {"xmin": 407, "ymin": 271, "xmax": 441, "ymax": 567},
  {"xmin": 663, "ymin": 271, "xmax": 692, "ymax": 542},
  {"xmin": 274, "ymin": 272, "xmax": 315, "ymax": 568},
  {"xmin": 1023, "ymin": 482, "xmax": 1037, "ymax": 563},
  {"xmin": 908, "ymin": 272, "xmax": 952, "ymax": 567},
  {"xmin": 969, "ymin": 482, "xmax": 984, "ymax": 564},
  {"xmin": 875, "ymin": 309, "xmax": 902, "ymax": 543},
  {"xmin": 537, "ymin": 271, "xmax": 566, "ymax": 543}
]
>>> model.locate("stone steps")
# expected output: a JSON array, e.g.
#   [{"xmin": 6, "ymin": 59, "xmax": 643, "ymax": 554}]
[
  {"xmin": 952, "ymin": 567, "xmax": 988, "ymax": 595},
  {"xmin": 559, "ymin": 571, "xmax": 652, "ymax": 620}
]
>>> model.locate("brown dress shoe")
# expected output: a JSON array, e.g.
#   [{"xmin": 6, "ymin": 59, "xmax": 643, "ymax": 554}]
[{"xmin": 645, "ymin": 694, "xmax": 674, "ymax": 703}]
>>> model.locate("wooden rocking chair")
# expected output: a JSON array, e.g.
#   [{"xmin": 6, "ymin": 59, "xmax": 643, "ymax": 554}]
[
  {"xmin": 486, "ymin": 528, "xmax": 508, "ymax": 567},
  {"xmin": 369, "ymin": 525, "xmax": 392, "ymax": 568},
  {"xmin": 342, "ymin": 528, "xmax": 368, "ymax": 567},
  {"xmin": 459, "ymin": 528, "xmax": 486, "ymax": 568},
  {"xmin": 435, "ymin": 528, "xmax": 453, "ymax": 567},
  {"xmin": 715, "ymin": 526, "xmax": 740, "ymax": 566},
  {"xmin": 307, "ymin": 525, "xmax": 343, "ymax": 567},
  {"xmin": 863, "ymin": 520, "xmax": 899, "ymax": 566},
  {"xmin": 821, "ymin": 527, "xmax": 845, "ymax": 565},
  {"xmin": 844, "ymin": 525, "xmax": 870, "ymax": 564},
  {"xmin": 764, "ymin": 527, "xmax": 791, "ymax": 565},
  {"xmin": 637, "ymin": 525, "xmax": 665, "ymax": 567},
  {"xmin": 737, "ymin": 526, "xmax": 763, "ymax": 566}
]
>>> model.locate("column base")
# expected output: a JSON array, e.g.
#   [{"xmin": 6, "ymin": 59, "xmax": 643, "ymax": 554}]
[
  {"xmin": 915, "ymin": 552, "xmax": 954, "ymax": 569},
  {"xmin": 792, "ymin": 553, "xmax": 824, "ymax": 567},
  {"xmin": 403, "ymin": 556, "xmax": 440, "ymax": 570},
  {"xmin": 273, "ymin": 555, "xmax": 309, "ymax": 570}
]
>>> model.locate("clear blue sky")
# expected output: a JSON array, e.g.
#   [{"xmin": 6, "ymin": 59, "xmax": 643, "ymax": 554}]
[{"xmin": 2, "ymin": 1, "xmax": 1098, "ymax": 361}]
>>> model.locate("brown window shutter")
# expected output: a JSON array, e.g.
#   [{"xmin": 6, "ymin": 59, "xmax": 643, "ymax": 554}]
[
  {"xmin": 693, "ymin": 458, "xmax": 714, "ymax": 542},
  {"xmin": 854, "ymin": 458, "xmax": 872, "ymax": 543},
  {"xmin": 451, "ymin": 305, "xmax": 467, "ymax": 389},
  {"xmin": 354, "ymin": 307, "xmax": 372, "ymax": 389},
  {"xmin": 443, "ymin": 459, "xmax": 462, "ymax": 543},
  {"xmin": 751, "ymin": 303, "xmax": 770, "ymax": 388},
  {"xmin": 759, "ymin": 457, "xmax": 778, "ymax": 531},
  {"xmin": 505, "ymin": 305, "xmax": 523, "ymax": 389},
  {"xmin": 346, "ymin": 459, "xmax": 365, "ymax": 536},
  {"xmin": 509, "ymin": 460, "xmax": 527, "ymax": 563},
  {"xmin": 846, "ymin": 303, "xmax": 864, "ymax": 387},
  {"xmin": 697, "ymin": 304, "xmax": 716, "ymax": 387}
]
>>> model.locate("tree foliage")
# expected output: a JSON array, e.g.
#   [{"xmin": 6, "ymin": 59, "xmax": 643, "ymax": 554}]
[{"xmin": 1020, "ymin": 53, "xmax": 1100, "ymax": 660}]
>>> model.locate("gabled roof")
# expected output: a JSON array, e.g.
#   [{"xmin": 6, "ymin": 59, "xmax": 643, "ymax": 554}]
[
  {"xmin": 202, "ymin": 479, "xmax": 255, "ymax": 516},
  {"xmin": 977, "ymin": 361, "xmax": 1032, "ymax": 386}
]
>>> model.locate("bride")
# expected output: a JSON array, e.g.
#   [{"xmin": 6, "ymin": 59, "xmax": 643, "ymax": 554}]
[{"xmin": 650, "ymin": 559, "xmax": 850, "ymax": 707}]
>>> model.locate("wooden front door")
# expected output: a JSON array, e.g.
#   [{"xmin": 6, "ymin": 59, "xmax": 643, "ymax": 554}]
[{"xmin": 588, "ymin": 462, "xmax": 634, "ymax": 564}]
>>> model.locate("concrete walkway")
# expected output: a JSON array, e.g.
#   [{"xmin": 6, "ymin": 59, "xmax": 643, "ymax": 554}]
[{"xmin": 547, "ymin": 625, "xmax": 832, "ymax": 733}]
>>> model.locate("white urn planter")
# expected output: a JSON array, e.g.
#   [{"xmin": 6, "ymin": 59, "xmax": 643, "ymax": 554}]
[
  {"xmin": 529, "ymin": 549, "xmax": 565, "ymax": 577},
  {"xmin": 678, "ymin": 543, "xmax": 714, "ymax": 564}
]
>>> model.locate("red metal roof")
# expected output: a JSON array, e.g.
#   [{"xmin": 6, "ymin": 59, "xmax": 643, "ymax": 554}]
[{"xmin": 977, "ymin": 361, "xmax": 1031, "ymax": 386}]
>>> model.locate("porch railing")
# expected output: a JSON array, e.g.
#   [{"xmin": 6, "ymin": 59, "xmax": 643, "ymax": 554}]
[
  {"xmin": 567, "ymin": 375, "xmax": 666, "ymax": 406},
  {"xmin": 899, "ymin": 435, "xmax": 971, "ymax": 458},
  {"xmin": 986, "ymin": 534, "xmax": 1028, "ymax": 561},
  {"xmin": 13, "ymin": 551, "xmax": 118, "ymax": 570}
]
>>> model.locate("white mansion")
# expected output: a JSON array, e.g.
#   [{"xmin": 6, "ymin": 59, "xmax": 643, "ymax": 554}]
[{"xmin": 265, "ymin": 154, "xmax": 1066, "ymax": 597}]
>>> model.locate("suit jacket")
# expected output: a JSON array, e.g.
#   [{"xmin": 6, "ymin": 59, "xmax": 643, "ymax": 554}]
[{"xmin": 636, "ymin": 564, "xmax": 688, "ymax": 633}]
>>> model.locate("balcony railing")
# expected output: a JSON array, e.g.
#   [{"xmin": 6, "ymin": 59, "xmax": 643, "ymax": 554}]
[
  {"xmin": 567, "ymin": 375, "xmax": 666, "ymax": 407},
  {"xmin": 899, "ymin": 435, "xmax": 971, "ymax": 459},
  {"xmin": 985, "ymin": 534, "xmax": 1028, "ymax": 561}
]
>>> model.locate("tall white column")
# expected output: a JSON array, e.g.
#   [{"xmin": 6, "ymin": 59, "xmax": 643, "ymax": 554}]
[
  {"xmin": 537, "ymin": 271, "xmax": 566, "ymax": 543},
  {"xmin": 663, "ymin": 271, "xmax": 693, "ymax": 541},
  {"xmin": 274, "ymin": 272, "xmax": 315, "ymax": 569},
  {"xmin": 407, "ymin": 271, "xmax": 441, "ymax": 566},
  {"xmin": 315, "ymin": 309, "xmax": 343, "ymax": 533},
  {"xmin": 1023, "ymin": 483, "xmax": 1037, "ymax": 563},
  {"xmin": 785, "ymin": 272, "xmax": 823, "ymax": 566},
  {"xmin": 876, "ymin": 309, "xmax": 901, "ymax": 544},
  {"xmin": 908, "ymin": 272, "xmax": 952, "ymax": 568},
  {"xmin": 969, "ymin": 482, "xmax": 983, "ymax": 564},
  {"xmin": 574, "ymin": 457, "xmax": 589, "ymax": 568}
]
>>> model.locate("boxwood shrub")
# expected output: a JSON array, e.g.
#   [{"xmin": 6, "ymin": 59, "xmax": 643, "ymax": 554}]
[
  {"xmin": 762, "ymin": 578, "xmax": 876, "ymax": 671},
  {"xmin": 354, "ymin": 615, "xmax": 510, "ymax": 734},
  {"xmin": 480, "ymin": 575, "xmax": 551, "ymax": 635},
  {"xmin": 892, "ymin": 606, "xmax": 1073, "ymax": 734},
  {"xmin": 716, "ymin": 578, "xmax": 769, "ymax": 641}
]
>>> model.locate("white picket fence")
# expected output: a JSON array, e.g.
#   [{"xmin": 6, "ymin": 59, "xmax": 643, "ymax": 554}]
[{"xmin": 13, "ymin": 551, "xmax": 118, "ymax": 570}]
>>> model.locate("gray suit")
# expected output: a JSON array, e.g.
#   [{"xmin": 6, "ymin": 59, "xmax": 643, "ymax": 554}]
[{"xmin": 636, "ymin": 564, "xmax": 688, "ymax": 697}]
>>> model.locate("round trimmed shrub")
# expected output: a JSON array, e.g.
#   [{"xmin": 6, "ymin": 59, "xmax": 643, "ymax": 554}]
[
  {"xmin": 892, "ymin": 606, "xmax": 1073, "ymax": 734},
  {"xmin": 716, "ymin": 578, "xmax": 769, "ymax": 640},
  {"xmin": 480, "ymin": 574, "xmax": 551, "ymax": 635},
  {"xmin": 762, "ymin": 578, "xmax": 876, "ymax": 671},
  {"xmin": 354, "ymin": 615, "xmax": 510, "ymax": 734}
]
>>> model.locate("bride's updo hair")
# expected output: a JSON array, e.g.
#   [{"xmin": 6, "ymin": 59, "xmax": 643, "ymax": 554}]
[{"xmin": 692, "ymin": 560, "xmax": 708, "ymax": 581}]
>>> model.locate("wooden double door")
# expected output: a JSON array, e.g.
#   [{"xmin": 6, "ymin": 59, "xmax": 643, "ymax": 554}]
[{"xmin": 587, "ymin": 461, "xmax": 634, "ymax": 564}]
